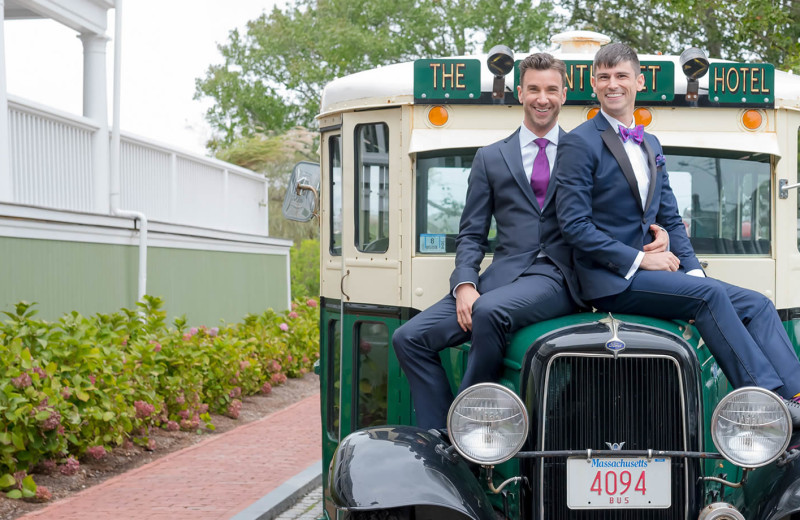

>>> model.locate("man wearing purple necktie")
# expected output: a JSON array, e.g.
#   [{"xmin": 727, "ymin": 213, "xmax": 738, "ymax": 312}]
[
  {"xmin": 555, "ymin": 42, "xmax": 800, "ymax": 426},
  {"xmin": 392, "ymin": 52, "xmax": 668, "ymax": 431}
]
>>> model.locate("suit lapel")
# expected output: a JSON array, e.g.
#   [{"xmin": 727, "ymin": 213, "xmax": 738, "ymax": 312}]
[
  {"xmin": 500, "ymin": 128, "xmax": 539, "ymax": 210},
  {"xmin": 599, "ymin": 124, "xmax": 643, "ymax": 212},
  {"xmin": 641, "ymin": 137, "xmax": 658, "ymax": 212}
]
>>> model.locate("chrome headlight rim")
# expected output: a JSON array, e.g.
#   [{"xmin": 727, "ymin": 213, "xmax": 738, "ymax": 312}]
[
  {"xmin": 446, "ymin": 382, "xmax": 529, "ymax": 466},
  {"xmin": 711, "ymin": 386, "xmax": 791, "ymax": 469}
]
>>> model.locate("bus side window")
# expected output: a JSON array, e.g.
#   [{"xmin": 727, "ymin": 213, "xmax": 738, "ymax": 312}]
[
  {"xmin": 355, "ymin": 124, "xmax": 390, "ymax": 253},
  {"xmin": 797, "ymin": 128, "xmax": 800, "ymax": 252},
  {"xmin": 355, "ymin": 321, "xmax": 389, "ymax": 429},
  {"xmin": 665, "ymin": 149, "xmax": 771, "ymax": 255},
  {"xmin": 327, "ymin": 319, "xmax": 341, "ymax": 439},
  {"xmin": 329, "ymin": 135, "xmax": 342, "ymax": 256}
]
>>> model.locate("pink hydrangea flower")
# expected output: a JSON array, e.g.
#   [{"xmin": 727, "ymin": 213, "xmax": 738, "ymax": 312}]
[
  {"xmin": 291, "ymin": 302, "xmax": 298, "ymax": 310},
  {"xmin": 271, "ymin": 373, "xmax": 288, "ymax": 385},
  {"xmin": 32, "ymin": 366, "xmax": 47, "ymax": 379},
  {"xmin": 11, "ymin": 372, "xmax": 32, "ymax": 389},
  {"xmin": 134, "ymin": 400, "xmax": 155, "ymax": 419},
  {"xmin": 147, "ymin": 439, "xmax": 157, "ymax": 451},
  {"xmin": 226, "ymin": 399, "xmax": 242, "ymax": 419},
  {"xmin": 287, "ymin": 355, "xmax": 293, "ymax": 363},
  {"xmin": 270, "ymin": 360, "xmax": 282, "ymax": 372},
  {"xmin": 279, "ymin": 323, "xmax": 289, "ymax": 332},
  {"xmin": 175, "ymin": 394, "xmax": 186, "ymax": 405},
  {"xmin": 189, "ymin": 327, "xmax": 198, "ymax": 336},
  {"xmin": 61, "ymin": 387, "xmax": 72, "ymax": 399},
  {"xmin": 260, "ymin": 382, "xmax": 272, "ymax": 395},
  {"xmin": 229, "ymin": 387, "xmax": 242, "ymax": 398},
  {"xmin": 35, "ymin": 485, "xmax": 52, "ymax": 502},
  {"xmin": 182, "ymin": 333, "xmax": 192, "ymax": 341},
  {"xmin": 209, "ymin": 327, "xmax": 219, "ymax": 337},
  {"xmin": 153, "ymin": 342, "xmax": 162, "ymax": 353},
  {"xmin": 41, "ymin": 410, "xmax": 61, "ymax": 431},
  {"xmin": 88, "ymin": 374, "xmax": 96, "ymax": 385},
  {"xmin": 86, "ymin": 445, "xmax": 106, "ymax": 460},
  {"xmin": 178, "ymin": 409, "xmax": 190, "ymax": 420},
  {"xmin": 198, "ymin": 403, "xmax": 209, "ymax": 414},
  {"xmin": 166, "ymin": 420, "xmax": 180, "ymax": 432},
  {"xmin": 239, "ymin": 360, "xmax": 251, "ymax": 370},
  {"xmin": 60, "ymin": 457, "xmax": 80, "ymax": 476},
  {"xmin": 306, "ymin": 299, "xmax": 318, "ymax": 308},
  {"xmin": 288, "ymin": 311, "xmax": 299, "ymax": 319}
]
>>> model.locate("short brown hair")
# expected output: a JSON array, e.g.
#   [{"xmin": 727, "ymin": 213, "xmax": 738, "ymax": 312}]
[
  {"xmin": 593, "ymin": 42, "xmax": 640, "ymax": 75},
  {"xmin": 518, "ymin": 52, "xmax": 567, "ymax": 89}
]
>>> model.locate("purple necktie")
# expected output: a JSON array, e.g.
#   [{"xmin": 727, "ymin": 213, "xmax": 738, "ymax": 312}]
[
  {"xmin": 619, "ymin": 124, "xmax": 644, "ymax": 144},
  {"xmin": 531, "ymin": 138, "xmax": 550, "ymax": 208}
]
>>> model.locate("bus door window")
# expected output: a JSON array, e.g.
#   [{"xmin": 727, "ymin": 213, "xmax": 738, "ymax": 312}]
[
  {"xmin": 330, "ymin": 135, "xmax": 343, "ymax": 256},
  {"xmin": 415, "ymin": 149, "xmax": 497, "ymax": 254},
  {"xmin": 355, "ymin": 321, "xmax": 389, "ymax": 429},
  {"xmin": 664, "ymin": 149, "xmax": 771, "ymax": 255},
  {"xmin": 355, "ymin": 124, "xmax": 390, "ymax": 253}
]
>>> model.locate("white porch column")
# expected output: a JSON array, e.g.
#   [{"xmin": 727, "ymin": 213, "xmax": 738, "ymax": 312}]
[
  {"xmin": 80, "ymin": 32, "xmax": 110, "ymax": 214},
  {"xmin": 0, "ymin": 0, "xmax": 12, "ymax": 202}
]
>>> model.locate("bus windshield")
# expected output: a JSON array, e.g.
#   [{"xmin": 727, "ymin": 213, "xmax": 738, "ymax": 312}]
[{"xmin": 414, "ymin": 147, "xmax": 772, "ymax": 257}]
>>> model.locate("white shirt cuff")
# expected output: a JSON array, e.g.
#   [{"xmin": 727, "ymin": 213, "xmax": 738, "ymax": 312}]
[
  {"xmin": 686, "ymin": 269, "xmax": 705, "ymax": 277},
  {"xmin": 625, "ymin": 252, "xmax": 644, "ymax": 280},
  {"xmin": 453, "ymin": 281, "xmax": 476, "ymax": 298}
]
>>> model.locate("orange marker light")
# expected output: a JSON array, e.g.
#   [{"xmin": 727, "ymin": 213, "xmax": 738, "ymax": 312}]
[
  {"xmin": 742, "ymin": 110, "xmax": 763, "ymax": 130},
  {"xmin": 634, "ymin": 107, "xmax": 653, "ymax": 127},
  {"xmin": 587, "ymin": 107, "xmax": 600, "ymax": 120},
  {"xmin": 428, "ymin": 106, "xmax": 449, "ymax": 126}
]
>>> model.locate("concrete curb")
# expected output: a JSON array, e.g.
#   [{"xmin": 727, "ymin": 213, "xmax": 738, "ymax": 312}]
[{"xmin": 232, "ymin": 459, "xmax": 323, "ymax": 520}]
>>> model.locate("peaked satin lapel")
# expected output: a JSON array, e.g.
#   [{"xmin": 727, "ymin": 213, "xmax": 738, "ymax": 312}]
[
  {"xmin": 540, "ymin": 127, "xmax": 566, "ymax": 210},
  {"xmin": 641, "ymin": 137, "xmax": 658, "ymax": 212},
  {"xmin": 600, "ymin": 126, "xmax": 643, "ymax": 212},
  {"xmin": 500, "ymin": 129, "xmax": 539, "ymax": 210}
]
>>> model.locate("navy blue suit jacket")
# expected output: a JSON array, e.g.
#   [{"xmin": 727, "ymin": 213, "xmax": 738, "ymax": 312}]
[
  {"xmin": 554, "ymin": 115, "xmax": 702, "ymax": 301},
  {"xmin": 450, "ymin": 128, "xmax": 581, "ymax": 305}
]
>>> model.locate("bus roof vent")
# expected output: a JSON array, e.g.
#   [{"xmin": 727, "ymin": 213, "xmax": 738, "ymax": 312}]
[{"xmin": 551, "ymin": 30, "xmax": 611, "ymax": 54}]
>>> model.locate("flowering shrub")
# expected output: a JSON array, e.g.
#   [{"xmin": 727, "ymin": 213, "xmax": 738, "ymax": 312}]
[{"xmin": 0, "ymin": 296, "xmax": 319, "ymax": 499}]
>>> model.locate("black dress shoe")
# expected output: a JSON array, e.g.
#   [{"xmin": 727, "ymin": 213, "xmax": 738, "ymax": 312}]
[{"xmin": 782, "ymin": 397, "xmax": 800, "ymax": 428}]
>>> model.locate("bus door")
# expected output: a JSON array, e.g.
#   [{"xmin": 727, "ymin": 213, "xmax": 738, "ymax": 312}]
[{"xmin": 336, "ymin": 109, "xmax": 414, "ymax": 441}]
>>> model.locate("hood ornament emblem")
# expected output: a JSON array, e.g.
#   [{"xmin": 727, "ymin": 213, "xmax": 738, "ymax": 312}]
[
  {"xmin": 603, "ymin": 313, "xmax": 625, "ymax": 358},
  {"xmin": 605, "ymin": 442, "xmax": 626, "ymax": 450}
]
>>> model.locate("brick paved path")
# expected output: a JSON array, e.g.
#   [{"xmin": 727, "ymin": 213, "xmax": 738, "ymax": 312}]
[{"xmin": 21, "ymin": 394, "xmax": 321, "ymax": 520}]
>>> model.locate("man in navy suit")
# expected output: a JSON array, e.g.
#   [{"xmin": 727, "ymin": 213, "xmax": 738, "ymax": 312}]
[
  {"xmin": 555, "ymin": 42, "xmax": 800, "ymax": 426},
  {"xmin": 392, "ymin": 53, "xmax": 666, "ymax": 430}
]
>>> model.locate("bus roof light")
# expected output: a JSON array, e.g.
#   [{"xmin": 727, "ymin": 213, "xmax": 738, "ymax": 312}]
[
  {"xmin": 428, "ymin": 105, "xmax": 449, "ymax": 127},
  {"xmin": 742, "ymin": 110, "xmax": 763, "ymax": 130}
]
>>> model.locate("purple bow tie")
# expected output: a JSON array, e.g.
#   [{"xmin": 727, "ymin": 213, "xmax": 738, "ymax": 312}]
[{"xmin": 618, "ymin": 124, "xmax": 644, "ymax": 145}]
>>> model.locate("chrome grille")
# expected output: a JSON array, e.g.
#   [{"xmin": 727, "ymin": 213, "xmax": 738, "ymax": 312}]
[{"xmin": 539, "ymin": 355, "xmax": 687, "ymax": 519}]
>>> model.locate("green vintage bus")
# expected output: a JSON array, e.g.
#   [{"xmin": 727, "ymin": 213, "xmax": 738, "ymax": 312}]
[{"xmin": 284, "ymin": 31, "xmax": 800, "ymax": 520}]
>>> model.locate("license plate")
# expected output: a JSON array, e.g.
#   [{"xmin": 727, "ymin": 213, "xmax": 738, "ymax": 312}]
[{"xmin": 566, "ymin": 456, "xmax": 671, "ymax": 509}]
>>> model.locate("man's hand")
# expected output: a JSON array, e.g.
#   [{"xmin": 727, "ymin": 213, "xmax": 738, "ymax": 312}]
[
  {"xmin": 455, "ymin": 284, "xmax": 480, "ymax": 332},
  {"xmin": 643, "ymin": 224, "xmax": 668, "ymax": 253},
  {"xmin": 640, "ymin": 251, "xmax": 680, "ymax": 271}
]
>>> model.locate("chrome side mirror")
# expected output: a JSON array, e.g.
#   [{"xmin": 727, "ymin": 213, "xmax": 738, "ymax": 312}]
[{"xmin": 282, "ymin": 161, "xmax": 320, "ymax": 222}]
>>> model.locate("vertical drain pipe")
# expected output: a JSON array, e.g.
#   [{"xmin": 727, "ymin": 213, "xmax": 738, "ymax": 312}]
[{"xmin": 109, "ymin": 0, "xmax": 148, "ymax": 302}]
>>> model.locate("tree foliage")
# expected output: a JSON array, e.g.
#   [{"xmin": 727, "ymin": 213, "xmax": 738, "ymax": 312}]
[
  {"xmin": 563, "ymin": 0, "xmax": 800, "ymax": 70},
  {"xmin": 195, "ymin": 0, "xmax": 557, "ymax": 147}
]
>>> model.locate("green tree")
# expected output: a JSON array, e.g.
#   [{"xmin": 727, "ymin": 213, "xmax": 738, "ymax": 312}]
[
  {"xmin": 290, "ymin": 238, "xmax": 321, "ymax": 298},
  {"xmin": 562, "ymin": 0, "xmax": 800, "ymax": 69},
  {"xmin": 195, "ymin": 0, "xmax": 558, "ymax": 147}
]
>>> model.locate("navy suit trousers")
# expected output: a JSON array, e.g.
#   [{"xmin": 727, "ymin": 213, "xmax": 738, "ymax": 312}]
[
  {"xmin": 393, "ymin": 263, "xmax": 574, "ymax": 430},
  {"xmin": 592, "ymin": 270, "xmax": 800, "ymax": 399}
]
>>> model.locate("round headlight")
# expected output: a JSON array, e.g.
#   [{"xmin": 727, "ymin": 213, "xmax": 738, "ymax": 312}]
[
  {"xmin": 711, "ymin": 387, "xmax": 791, "ymax": 468},
  {"xmin": 447, "ymin": 383, "xmax": 528, "ymax": 465}
]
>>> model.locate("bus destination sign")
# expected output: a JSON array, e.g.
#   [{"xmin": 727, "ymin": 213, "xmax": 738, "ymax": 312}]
[
  {"xmin": 708, "ymin": 63, "xmax": 774, "ymax": 104},
  {"xmin": 513, "ymin": 60, "xmax": 675, "ymax": 102},
  {"xmin": 414, "ymin": 59, "xmax": 481, "ymax": 100}
]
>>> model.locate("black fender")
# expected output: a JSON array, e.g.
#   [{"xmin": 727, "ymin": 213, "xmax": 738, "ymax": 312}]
[
  {"xmin": 329, "ymin": 426, "xmax": 496, "ymax": 519},
  {"xmin": 756, "ymin": 447, "xmax": 800, "ymax": 520}
]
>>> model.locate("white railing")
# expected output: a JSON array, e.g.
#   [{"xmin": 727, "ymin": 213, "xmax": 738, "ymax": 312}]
[
  {"xmin": 8, "ymin": 96, "xmax": 97, "ymax": 212},
  {"xmin": 7, "ymin": 95, "xmax": 269, "ymax": 236}
]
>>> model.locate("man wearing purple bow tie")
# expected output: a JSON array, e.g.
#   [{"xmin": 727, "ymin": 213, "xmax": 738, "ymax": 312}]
[{"xmin": 555, "ymin": 42, "xmax": 800, "ymax": 426}]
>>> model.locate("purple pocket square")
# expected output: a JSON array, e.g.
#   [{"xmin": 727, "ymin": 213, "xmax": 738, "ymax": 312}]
[{"xmin": 655, "ymin": 154, "xmax": 665, "ymax": 167}]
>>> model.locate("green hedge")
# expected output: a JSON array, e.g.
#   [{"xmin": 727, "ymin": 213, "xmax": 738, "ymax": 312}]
[{"xmin": 0, "ymin": 296, "xmax": 319, "ymax": 499}]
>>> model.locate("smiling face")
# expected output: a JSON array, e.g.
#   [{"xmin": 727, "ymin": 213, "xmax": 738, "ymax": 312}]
[
  {"xmin": 591, "ymin": 60, "xmax": 644, "ymax": 125},
  {"xmin": 517, "ymin": 67, "xmax": 567, "ymax": 137}
]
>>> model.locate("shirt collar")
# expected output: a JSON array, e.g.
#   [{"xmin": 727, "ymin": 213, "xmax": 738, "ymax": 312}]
[
  {"xmin": 600, "ymin": 110, "xmax": 635, "ymax": 134},
  {"xmin": 519, "ymin": 122, "xmax": 560, "ymax": 148}
]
